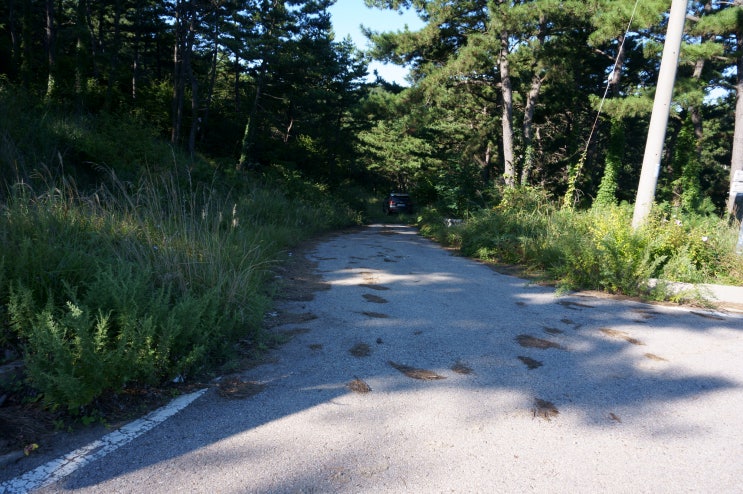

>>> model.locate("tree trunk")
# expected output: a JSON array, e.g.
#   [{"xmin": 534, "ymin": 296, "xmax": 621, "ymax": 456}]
[
  {"xmin": 728, "ymin": 30, "xmax": 743, "ymax": 216},
  {"xmin": 171, "ymin": 0, "xmax": 185, "ymax": 146},
  {"xmin": 237, "ymin": 66, "xmax": 265, "ymax": 170},
  {"xmin": 521, "ymin": 14, "xmax": 546, "ymax": 185},
  {"xmin": 689, "ymin": 1, "xmax": 711, "ymax": 160},
  {"xmin": 132, "ymin": 9, "xmax": 141, "ymax": 101},
  {"xmin": 74, "ymin": 0, "xmax": 89, "ymax": 111},
  {"xmin": 8, "ymin": 0, "xmax": 20, "ymax": 80},
  {"xmin": 106, "ymin": 0, "xmax": 123, "ymax": 109},
  {"xmin": 499, "ymin": 27, "xmax": 515, "ymax": 186},
  {"xmin": 608, "ymin": 34, "xmax": 625, "ymax": 95},
  {"xmin": 234, "ymin": 56, "xmax": 241, "ymax": 112},
  {"xmin": 184, "ymin": 2, "xmax": 199, "ymax": 158},
  {"xmin": 45, "ymin": 0, "xmax": 56, "ymax": 98},
  {"xmin": 201, "ymin": 19, "xmax": 220, "ymax": 143}
]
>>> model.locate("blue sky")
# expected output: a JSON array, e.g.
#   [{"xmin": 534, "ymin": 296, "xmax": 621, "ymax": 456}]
[{"xmin": 328, "ymin": 1, "xmax": 424, "ymax": 85}]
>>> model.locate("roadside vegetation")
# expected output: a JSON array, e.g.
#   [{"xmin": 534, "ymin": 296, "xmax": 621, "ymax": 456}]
[
  {"xmin": 0, "ymin": 92, "xmax": 361, "ymax": 426},
  {"xmin": 416, "ymin": 186, "xmax": 743, "ymax": 301}
]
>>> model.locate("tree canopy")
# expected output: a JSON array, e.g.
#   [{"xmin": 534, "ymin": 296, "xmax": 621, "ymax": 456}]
[{"xmin": 1, "ymin": 0, "xmax": 741, "ymax": 216}]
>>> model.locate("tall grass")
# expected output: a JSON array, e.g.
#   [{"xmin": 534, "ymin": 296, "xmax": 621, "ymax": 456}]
[
  {"xmin": 0, "ymin": 82, "xmax": 362, "ymax": 414},
  {"xmin": 418, "ymin": 186, "xmax": 743, "ymax": 298},
  {"xmin": 0, "ymin": 167, "xmax": 358, "ymax": 413}
]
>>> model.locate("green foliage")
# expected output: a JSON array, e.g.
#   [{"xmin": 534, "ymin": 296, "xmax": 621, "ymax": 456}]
[
  {"xmin": 0, "ymin": 122, "xmax": 360, "ymax": 416},
  {"xmin": 418, "ymin": 190, "xmax": 743, "ymax": 299},
  {"xmin": 594, "ymin": 119, "xmax": 624, "ymax": 208}
]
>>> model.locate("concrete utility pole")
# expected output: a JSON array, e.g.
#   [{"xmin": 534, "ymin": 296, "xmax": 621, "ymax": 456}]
[{"xmin": 631, "ymin": 0, "xmax": 689, "ymax": 229}]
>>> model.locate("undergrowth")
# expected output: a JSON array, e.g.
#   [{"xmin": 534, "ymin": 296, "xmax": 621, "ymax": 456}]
[
  {"xmin": 418, "ymin": 186, "xmax": 743, "ymax": 299},
  {"xmin": 0, "ymin": 170, "xmax": 357, "ymax": 414}
]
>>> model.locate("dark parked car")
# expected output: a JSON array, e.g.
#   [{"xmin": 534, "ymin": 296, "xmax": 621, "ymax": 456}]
[{"xmin": 383, "ymin": 192, "xmax": 414, "ymax": 215}]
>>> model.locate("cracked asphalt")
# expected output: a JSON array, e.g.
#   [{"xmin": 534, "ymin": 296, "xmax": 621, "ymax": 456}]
[{"xmin": 3, "ymin": 224, "xmax": 743, "ymax": 493}]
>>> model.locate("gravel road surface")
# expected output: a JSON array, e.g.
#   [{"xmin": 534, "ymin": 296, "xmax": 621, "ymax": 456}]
[{"xmin": 3, "ymin": 224, "xmax": 743, "ymax": 493}]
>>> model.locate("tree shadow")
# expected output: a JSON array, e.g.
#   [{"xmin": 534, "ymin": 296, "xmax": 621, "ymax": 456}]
[{"xmin": 13, "ymin": 224, "xmax": 743, "ymax": 492}]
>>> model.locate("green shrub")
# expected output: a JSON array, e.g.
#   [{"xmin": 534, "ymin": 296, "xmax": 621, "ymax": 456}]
[
  {"xmin": 0, "ymin": 167, "xmax": 358, "ymax": 413},
  {"xmin": 417, "ymin": 191, "xmax": 743, "ymax": 298}
]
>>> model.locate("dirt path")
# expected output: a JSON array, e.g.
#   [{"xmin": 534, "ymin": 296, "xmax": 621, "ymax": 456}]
[{"xmin": 4, "ymin": 224, "xmax": 743, "ymax": 493}]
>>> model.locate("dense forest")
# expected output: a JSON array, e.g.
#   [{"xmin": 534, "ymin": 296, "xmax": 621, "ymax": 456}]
[{"xmin": 0, "ymin": 0, "xmax": 741, "ymax": 216}]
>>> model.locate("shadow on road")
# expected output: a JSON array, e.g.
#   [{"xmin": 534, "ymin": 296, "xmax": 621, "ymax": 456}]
[{"xmin": 14, "ymin": 224, "xmax": 743, "ymax": 492}]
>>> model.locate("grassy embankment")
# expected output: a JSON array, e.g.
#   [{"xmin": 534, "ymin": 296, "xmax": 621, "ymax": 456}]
[
  {"xmin": 0, "ymin": 88, "xmax": 362, "ymax": 419},
  {"xmin": 416, "ymin": 186, "xmax": 743, "ymax": 301}
]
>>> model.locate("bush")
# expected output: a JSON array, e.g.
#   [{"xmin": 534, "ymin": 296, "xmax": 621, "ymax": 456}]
[
  {"xmin": 0, "ymin": 168, "xmax": 358, "ymax": 413},
  {"xmin": 416, "ymin": 191, "xmax": 743, "ymax": 298}
]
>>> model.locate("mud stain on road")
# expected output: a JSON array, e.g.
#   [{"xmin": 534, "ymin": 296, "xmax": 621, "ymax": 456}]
[
  {"xmin": 644, "ymin": 353, "xmax": 668, "ymax": 362},
  {"xmin": 557, "ymin": 300, "xmax": 595, "ymax": 310}
]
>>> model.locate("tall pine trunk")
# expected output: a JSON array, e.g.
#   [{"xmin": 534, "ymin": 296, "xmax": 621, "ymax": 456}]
[
  {"xmin": 521, "ymin": 14, "xmax": 547, "ymax": 185},
  {"xmin": 171, "ymin": 0, "xmax": 185, "ymax": 146},
  {"xmin": 45, "ymin": 0, "xmax": 56, "ymax": 98},
  {"xmin": 728, "ymin": 27, "xmax": 743, "ymax": 216},
  {"xmin": 499, "ymin": 27, "xmax": 515, "ymax": 186}
]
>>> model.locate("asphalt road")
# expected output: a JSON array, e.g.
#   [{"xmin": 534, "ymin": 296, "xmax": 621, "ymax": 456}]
[{"xmin": 3, "ymin": 224, "xmax": 743, "ymax": 493}]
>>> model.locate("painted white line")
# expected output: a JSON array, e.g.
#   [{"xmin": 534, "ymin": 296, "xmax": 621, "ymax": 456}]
[{"xmin": 1, "ymin": 388, "xmax": 207, "ymax": 494}]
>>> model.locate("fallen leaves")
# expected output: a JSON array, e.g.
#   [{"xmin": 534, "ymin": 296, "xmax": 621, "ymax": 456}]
[
  {"xmin": 517, "ymin": 356, "xmax": 543, "ymax": 370},
  {"xmin": 533, "ymin": 399, "xmax": 559, "ymax": 421},
  {"xmin": 515, "ymin": 334, "xmax": 565, "ymax": 350},
  {"xmin": 388, "ymin": 361, "xmax": 446, "ymax": 381},
  {"xmin": 215, "ymin": 377, "xmax": 266, "ymax": 399},
  {"xmin": 347, "ymin": 378, "xmax": 372, "ymax": 394},
  {"xmin": 599, "ymin": 328, "xmax": 645, "ymax": 346}
]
